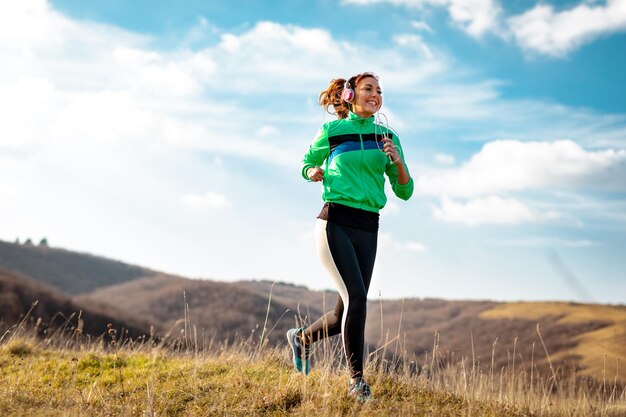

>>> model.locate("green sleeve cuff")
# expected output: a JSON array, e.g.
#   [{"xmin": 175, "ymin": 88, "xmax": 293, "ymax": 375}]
[
  {"xmin": 394, "ymin": 177, "xmax": 414, "ymax": 200},
  {"xmin": 301, "ymin": 164, "xmax": 313, "ymax": 180}
]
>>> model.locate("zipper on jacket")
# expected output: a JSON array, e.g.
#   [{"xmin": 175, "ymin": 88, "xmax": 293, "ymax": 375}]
[{"xmin": 358, "ymin": 121, "xmax": 367, "ymax": 208}]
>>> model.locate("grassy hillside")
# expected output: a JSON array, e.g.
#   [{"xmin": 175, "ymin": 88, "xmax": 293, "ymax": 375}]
[
  {"xmin": 75, "ymin": 277, "xmax": 626, "ymax": 386},
  {"xmin": 480, "ymin": 302, "xmax": 626, "ymax": 384},
  {"xmin": 0, "ymin": 239, "xmax": 152, "ymax": 294},
  {"xmin": 0, "ymin": 267, "xmax": 151, "ymax": 340},
  {"xmin": 366, "ymin": 298, "xmax": 626, "ymax": 384},
  {"xmin": 1, "ymin": 331, "xmax": 623, "ymax": 417},
  {"xmin": 2, "ymin": 239, "xmax": 623, "ymax": 393}
]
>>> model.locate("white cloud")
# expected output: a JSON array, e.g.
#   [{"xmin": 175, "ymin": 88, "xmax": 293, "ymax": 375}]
[
  {"xmin": 0, "ymin": 184, "xmax": 16, "ymax": 199},
  {"xmin": 2, "ymin": 3, "xmax": 623, "ymax": 196},
  {"xmin": 406, "ymin": 241, "xmax": 428, "ymax": 251},
  {"xmin": 0, "ymin": 2, "xmax": 454, "ymax": 172},
  {"xmin": 0, "ymin": 7, "xmax": 319, "ymax": 169},
  {"xmin": 489, "ymin": 237, "xmax": 599, "ymax": 248},
  {"xmin": 434, "ymin": 153, "xmax": 455, "ymax": 165},
  {"xmin": 411, "ymin": 80, "xmax": 502, "ymax": 120},
  {"xmin": 410, "ymin": 84, "xmax": 626, "ymax": 149},
  {"xmin": 344, "ymin": 0, "xmax": 626, "ymax": 56},
  {"xmin": 205, "ymin": 22, "xmax": 346, "ymax": 92},
  {"xmin": 556, "ymin": 239, "xmax": 598, "ymax": 248},
  {"xmin": 381, "ymin": 200, "xmax": 400, "ymax": 216},
  {"xmin": 112, "ymin": 47, "xmax": 206, "ymax": 96},
  {"xmin": 181, "ymin": 192, "xmax": 232, "ymax": 209},
  {"xmin": 411, "ymin": 20, "xmax": 434, "ymax": 33},
  {"xmin": 448, "ymin": 0, "xmax": 502, "ymax": 37},
  {"xmin": 178, "ymin": 16, "xmax": 221, "ymax": 48},
  {"xmin": 394, "ymin": 34, "xmax": 433, "ymax": 58},
  {"xmin": 343, "ymin": 0, "xmax": 501, "ymax": 37},
  {"xmin": 256, "ymin": 126, "xmax": 280, "ymax": 137},
  {"xmin": 202, "ymin": 20, "xmax": 444, "ymax": 94},
  {"xmin": 508, "ymin": 0, "xmax": 626, "ymax": 57},
  {"xmin": 417, "ymin": 140, "xmax": 626, "ymax": 197},
  {"xmin": 434, "ymin": 196, "xmax": 561, "ymax": 225},
  {"xmin": 379, "ymin": 232, "xmax": 428, "ymax": 251},
  {"xmin": 342, "ymin": 0, "xmax": 447, "ymax": 6}
]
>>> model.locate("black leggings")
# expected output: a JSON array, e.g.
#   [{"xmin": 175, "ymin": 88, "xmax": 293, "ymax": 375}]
[{"xmin": 302, "ymin": 219, "xmax": 377, "ymax": 380}]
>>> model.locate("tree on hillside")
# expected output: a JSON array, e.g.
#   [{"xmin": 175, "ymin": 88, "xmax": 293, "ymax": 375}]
[
  {"xmin": 39, "ymin": 238, "xmax": 49, "ymax": 247},
  {"xmin": 24, "ymin": 238, "xmax": 33, "ymax": 246}
]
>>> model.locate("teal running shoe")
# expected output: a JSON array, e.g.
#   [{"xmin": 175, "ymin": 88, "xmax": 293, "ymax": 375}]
[
  {"xmin": 286, "ymin": 328, "xmax": 310, "ymax": 375},
  {"xmin": 348, "ymin": 378, "xmax": 372, "ymax": 403}
]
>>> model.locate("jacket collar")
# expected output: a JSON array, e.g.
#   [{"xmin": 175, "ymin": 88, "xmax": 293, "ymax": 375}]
[{"xmin": 348, "ymin": 111, "xmax": 375, "ymax": 123}]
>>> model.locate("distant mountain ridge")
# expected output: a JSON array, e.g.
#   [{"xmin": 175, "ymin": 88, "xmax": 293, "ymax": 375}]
[{"xmin": 0, "ymin": 239, "xmax": 152, "ymax": 294}]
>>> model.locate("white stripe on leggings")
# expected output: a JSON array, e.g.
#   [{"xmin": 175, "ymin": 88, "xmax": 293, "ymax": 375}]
[{"xmin": 314, "ymin": 218, "xmax": 350, "ymax": 358}]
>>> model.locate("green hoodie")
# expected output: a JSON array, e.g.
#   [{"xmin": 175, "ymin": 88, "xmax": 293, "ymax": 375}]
[{"xmin": 301, "ymin": 112, "xmax": 414, "ymax": 213}]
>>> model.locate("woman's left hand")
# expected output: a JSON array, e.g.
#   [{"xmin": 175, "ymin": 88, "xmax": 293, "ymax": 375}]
[{"xmin": 382, "ymin": 137, "xmax": 401, "ymax": 164}]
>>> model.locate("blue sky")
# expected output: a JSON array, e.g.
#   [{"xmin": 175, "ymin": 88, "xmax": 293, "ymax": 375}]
[{"xmin": 1, "ymin": 0, "xmax": 625, "ymax": 304}]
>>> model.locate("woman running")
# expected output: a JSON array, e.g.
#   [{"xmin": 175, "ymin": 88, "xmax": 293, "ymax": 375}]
[{"xmin": 287, "ymin": 72, "xmax": 414, "ymax": 401}]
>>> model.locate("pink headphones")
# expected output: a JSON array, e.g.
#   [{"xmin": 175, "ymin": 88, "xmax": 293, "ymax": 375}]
[{"xmin": 342, "ymin": 78, "xmax": 355, "ymax": 103}]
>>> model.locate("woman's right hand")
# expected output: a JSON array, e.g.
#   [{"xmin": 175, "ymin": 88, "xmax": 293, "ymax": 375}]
[{"xmin": 307, "ymin": 166, "xmax": 324, "ymax": 182}]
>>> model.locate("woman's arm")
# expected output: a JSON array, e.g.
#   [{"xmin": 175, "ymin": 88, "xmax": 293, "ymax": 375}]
[
  {"xmin": 301, "ymin": 125, "xmax": 330, "ymax": 180},
  {"xmin": 383, "ymin": 136, "xmax": 414, "ymax": 200}
]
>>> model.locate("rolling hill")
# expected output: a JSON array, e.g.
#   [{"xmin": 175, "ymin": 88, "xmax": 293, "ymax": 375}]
[
  {"xmin": 75, "ymin": 277, "xmax": 626, "ymax": 383},
  {"xmin": 0, "ymin": 239, "xmax": 152, "ymax": 294},
  {"xmin": 74, "ymin": 274, "xmax": 305, "ymax": 345},
  {"xmin": 1, "ymin": 238, "xmax": 624, "ymax": 384},
  {"xmin": 0, "ymin": 266, "xmax": 151, "ymax": 340}
]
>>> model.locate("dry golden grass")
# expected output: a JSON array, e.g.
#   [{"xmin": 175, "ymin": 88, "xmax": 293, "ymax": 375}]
[
  {"xmin": 3, "ymin": 238, "xmax": 625, "ymax": 415},
  {"xmin": 1, "ymin": 306, "xmax": 624, "ymax": 417},
  {"xmin": 480, "ymin": 302, "xmax": 626, "ymax": 383},
  {"xmin": 0, "ymin": 334, "xmax": 533, "ymax": 417}
]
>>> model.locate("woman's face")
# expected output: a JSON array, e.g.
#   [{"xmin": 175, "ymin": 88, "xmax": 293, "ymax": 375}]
[{"xmin": 352, "ymin": 76, "xmax": 382, "ymax": 118}]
